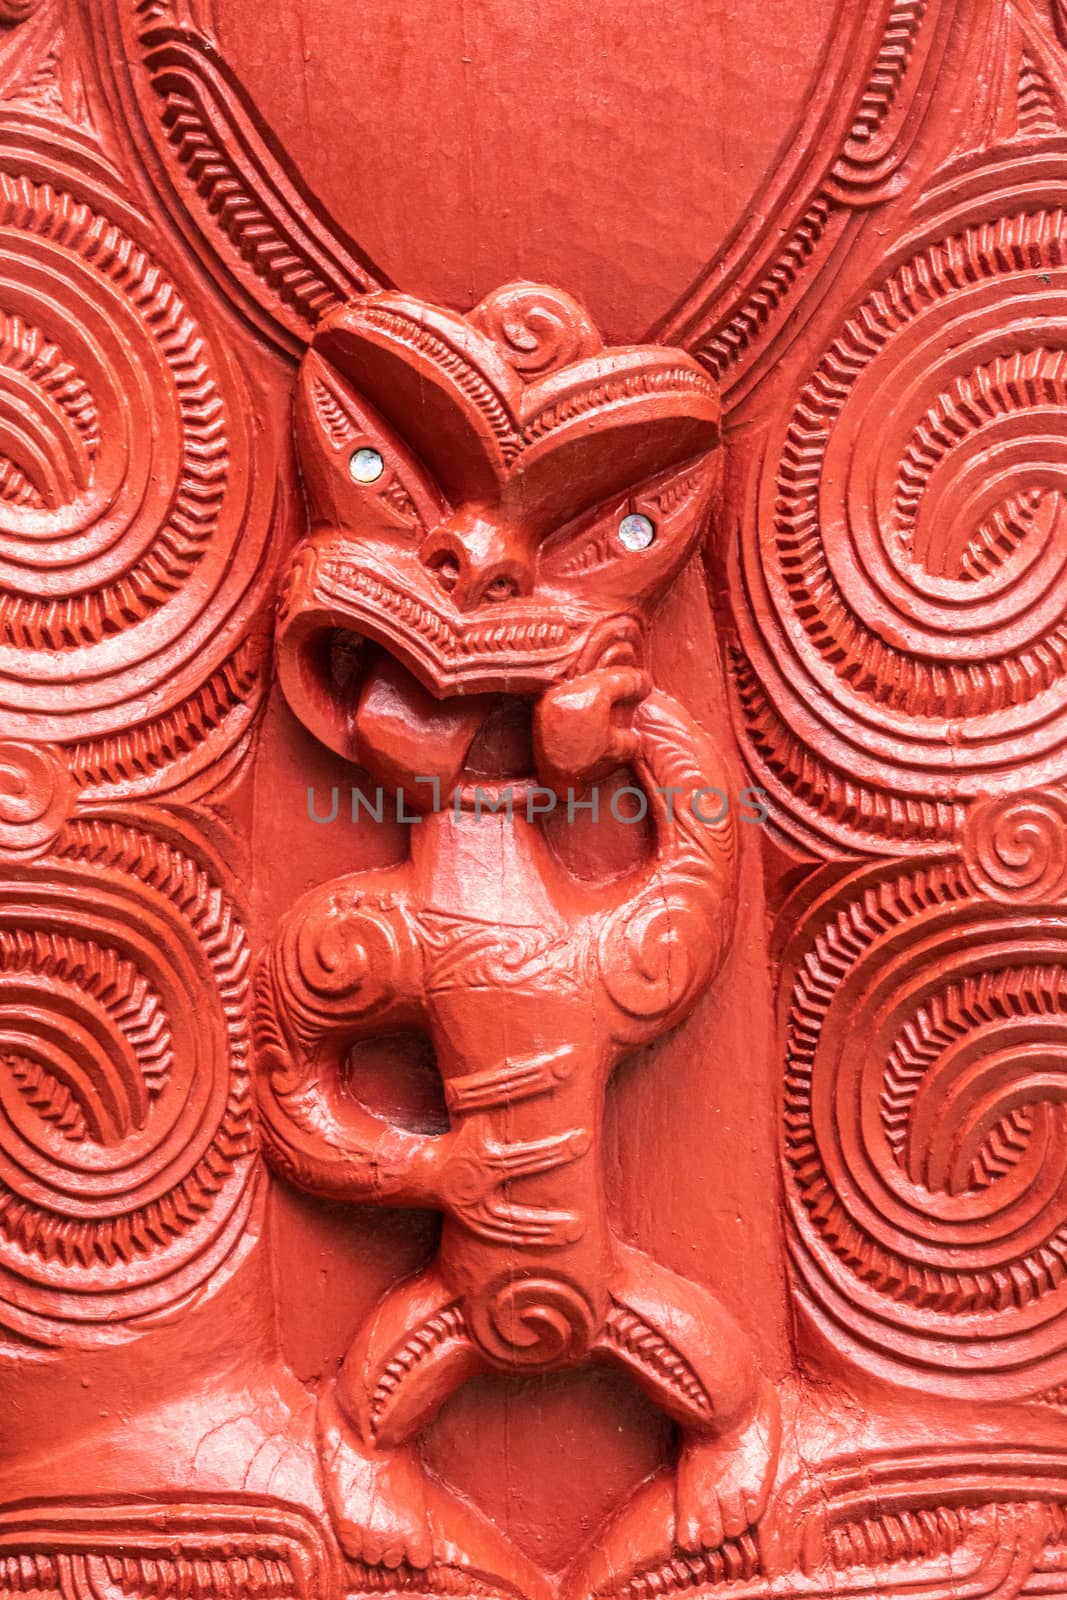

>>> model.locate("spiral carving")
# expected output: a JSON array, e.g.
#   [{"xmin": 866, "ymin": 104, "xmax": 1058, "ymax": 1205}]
[
  {"xmin": 963, "ymin": 789, "xmax": 1067, "ymax": 904},
  {"xmin": 470, "ymin": 281, "xmax": 601, "ymax": 376},
  {"xmin": 0, "ymin": 819, "xmax": 255, "ymax": 1342},
  {"xmin": 735, "ymin": 201, "xmax": 1067, "ymax": 855},
  {"xmin": 255, "ymin": 884, "xmax": 431, "ymax": 1205},
  {"xmin": 0, "ymin": 158, "xmax": 274, "ymax": 785},
  {"xmin": 598, "ymin": 891, "xmax": 711, "ymax": 1023},
  {"xmin": 468, "ymin": 1275, "xmax": 598, "ymax": 1370},
  {"xmin": 285, "ymin": 889, "xmax": 418, "ymax": 1024},
  {"xmin": 782, "ymin": 859, "xmax": 1067, "ymax": 1394},
  {"xmin": 0, "ymin": 741, "xmax": 71, "ymax": 859}
]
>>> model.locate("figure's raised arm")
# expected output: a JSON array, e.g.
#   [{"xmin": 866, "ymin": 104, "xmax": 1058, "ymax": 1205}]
[
  {"xmin": 535, "ymin": 669, "xmax": 738, "ymax": 1044},
  {"xmin": 607, "ymin": 687, "xmax": 738, "ymax": 1041}
]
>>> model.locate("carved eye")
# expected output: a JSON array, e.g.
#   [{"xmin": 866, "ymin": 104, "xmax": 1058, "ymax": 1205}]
[
  {"xmin": 618, "ymin": 513, "xmax": 655, "ymax": 551},
  {"xmin": 349, "ymin": 447, "xmax": 385, "ymax": 484}
]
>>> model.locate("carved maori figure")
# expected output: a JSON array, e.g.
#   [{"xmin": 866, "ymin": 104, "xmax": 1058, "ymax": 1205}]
[
  {"xmin": 6, "ymin": 2, "xmax": 1067, "ymax": 1595},
  {"xmin": 255, "ymin": 282, "xmax": 779, "ymax": 1570}
]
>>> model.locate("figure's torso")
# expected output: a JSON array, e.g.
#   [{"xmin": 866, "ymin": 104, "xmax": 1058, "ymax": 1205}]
[{"xmin": 411, "ymin": 806, "xmax": 619, "ymax": 1351}]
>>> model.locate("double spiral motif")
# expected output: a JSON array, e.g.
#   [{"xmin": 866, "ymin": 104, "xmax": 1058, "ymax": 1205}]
[
  {"xmin": 470, "ymin": 281, "xmax": 600, "ymax": 377},
  {"xmin": 736, "ymin": 196, "xmax": 1067, "ymax": 855},
  {"xmin": 0, "ymin": 741, "xmax": 71, "ymax": 859},
  {"xmin": 963, "ymin": 789, "xmax": 1067, "ymax": 904},
  {"xmin": 286, "ymin": 888, "xmax": 418, "ymax": 1022},
  {"xmin": 254, "ymin": 885, "xmax": 424, "ymax": 1195},
  {"xmin": 782, "ymin": 857, "xmax": 1067, "ymax": 1395},
  {"xmin": 0, "ymin": 819, "xmax": 255, "ymax": 1342},
  {"xmin": 598, "ymin": 891, "xmax": 711, "ymax": 1023},
  {"xmin": 0, "ymin": 151, "xmax": 274, "ymax": 791}
]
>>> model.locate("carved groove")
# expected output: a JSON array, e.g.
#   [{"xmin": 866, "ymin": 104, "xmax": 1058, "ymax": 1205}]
[
  {"xmin": 603, "ymin": 1303, "xmax": 713, "ymax": 1417},
  {"xmin": 369, "ymin": 1304, "xmax": 467, "ymax": 1434},
  {"xmin": 611, "ymin": 1535, "xmax": 760, "ymax": 1599},
  {"xmin": 783, "ymin": 859, "xmax": 1067, "ymax": 1388},
  {"xmin": 827, "ymin": 1505, "xmax": 971, "ymax": 1569},
  {"xmin": 843, "ymin": 1, "xmax": 929, "ymax": 150},
  {"xmin": 66, "ymin": 639, "xmax": 264, "ymax": 793},
  {"xmin": 157, "ymin": 90, "xmax": 343, "ymax": 324}
]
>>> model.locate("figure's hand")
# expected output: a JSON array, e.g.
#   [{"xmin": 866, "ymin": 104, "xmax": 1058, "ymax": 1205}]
[{"xmin": 534, "ymin": 667, "xmax": 650, "ymax": 792}]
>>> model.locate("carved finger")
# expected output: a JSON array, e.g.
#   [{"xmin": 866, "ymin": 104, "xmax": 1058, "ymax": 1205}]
[
  {"xmin": 719, "ymin": 1491, "xmax": 749, "ymax": 1541},
  {"xmin": 678, "ymin": 1497, "xmax": 722, "ymax": 1553},
  {"xmin": 535, "ymin": 667, "xmax": 651, "ymax": 788},
  {"xmin": 600, "ymin": 666, "xmax": 651, "ymax": 706},
  {"xmin": 405, "ymin": 1525, "xmax": 434, "ymax": 1570}
]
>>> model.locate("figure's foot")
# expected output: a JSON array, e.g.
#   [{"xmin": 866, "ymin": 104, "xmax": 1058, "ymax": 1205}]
[
  {"xmin": 317, "ymin": 1383, "xmax": 433, "ymax": 1568},
  {"xmin": 675, "ymin": 1378, "xmax": 781, "ymax": 1550}
]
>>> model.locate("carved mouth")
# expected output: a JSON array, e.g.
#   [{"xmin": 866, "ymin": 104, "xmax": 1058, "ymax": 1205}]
[
  {"xmin": 278, "ymin": 543, "xmax": 643, "ymax": 788},
  {"xmin": 312, "ymin": 630, "xmax": 538, "ymax": 788},
  {"xmin": 319, "ymin": 560, "xmax": 581, "ymax": 688}
]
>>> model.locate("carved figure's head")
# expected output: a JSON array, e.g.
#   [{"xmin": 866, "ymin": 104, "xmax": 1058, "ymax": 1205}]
[{"xmin": 277, "ymin": 282, "xmax": 720, "ymax": 781}]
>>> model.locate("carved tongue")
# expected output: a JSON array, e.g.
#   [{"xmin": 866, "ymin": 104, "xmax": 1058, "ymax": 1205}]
[{"xmin": 352, "ymin": 650, "xmax": 494, "ymax": 800}]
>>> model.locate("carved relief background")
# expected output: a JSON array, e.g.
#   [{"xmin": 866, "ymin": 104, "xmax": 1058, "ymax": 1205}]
[{"xmin": 0, "ymin": 2, "xmax": 1066, "ymax": 1598}]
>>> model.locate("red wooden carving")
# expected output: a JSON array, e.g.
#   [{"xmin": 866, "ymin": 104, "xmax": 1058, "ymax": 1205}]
[
  {"xmin": 258, "ymin": 285, "xmax": 777, "ymax": 1574},
  {"xmin": 1, "ymin": 3, "xmax": 1067, "ymax": 1599}
]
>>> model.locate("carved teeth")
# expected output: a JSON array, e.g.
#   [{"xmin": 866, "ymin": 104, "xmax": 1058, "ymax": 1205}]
[{"xmin": 322, "ymin": 564, "xmax": 574, "ymax": 663}]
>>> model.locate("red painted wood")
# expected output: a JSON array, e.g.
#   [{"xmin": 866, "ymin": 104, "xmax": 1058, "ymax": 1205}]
[
  {"xmin": 0, "ymin": 3, "xmax": 1065, "ymax": 1597},
  {"xmin": 209, "ymin": 0, "xmax": 840, "ymax": 340}
]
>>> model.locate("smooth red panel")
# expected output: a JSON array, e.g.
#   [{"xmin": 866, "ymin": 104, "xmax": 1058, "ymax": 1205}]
[{"xmin": 213, "ymin": 0, "xmax": 838, "ymax": 338}]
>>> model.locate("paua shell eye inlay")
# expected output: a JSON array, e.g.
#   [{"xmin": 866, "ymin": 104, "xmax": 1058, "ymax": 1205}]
[
  {"xmin": 618, "ymin": 513, "xmax": 655, "ymax": 551},
  {"xmin": 349, "ymin": 446, "xmax": 385, "ymax": 484}
]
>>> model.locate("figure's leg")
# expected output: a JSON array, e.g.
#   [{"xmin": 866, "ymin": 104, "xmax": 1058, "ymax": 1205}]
[
  {"xmin": 597, "ymin": 1242, "xmax": 780, "ymax": 1551},
  {"xmin": 319, "ymin": 1263, "xmax": 485, "ymax": 1568}
]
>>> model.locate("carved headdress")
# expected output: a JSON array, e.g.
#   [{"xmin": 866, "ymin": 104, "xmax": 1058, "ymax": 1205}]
[{"xmin": 277, "ymin": 281, "xmax": 721, "ymax": 758}]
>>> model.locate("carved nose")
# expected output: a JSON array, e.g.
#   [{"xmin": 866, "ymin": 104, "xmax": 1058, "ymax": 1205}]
[{"xmin": 420, "ymin": 514, "xmax": 533, "ymax": 610}]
